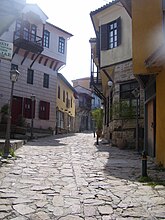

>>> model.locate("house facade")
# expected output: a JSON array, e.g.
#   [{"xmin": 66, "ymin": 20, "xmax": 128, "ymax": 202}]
[
  {"xmin": 73, "ymin": 85, "xmax": 93, "ymax": 132},
  {"xmin": 56, "ymin": 73, "xmax": 76, "ymax": 134},
  {"xmin": 72, "ymin": 77, "xmax": 101, "ymax": 132},
  {"xmin": 0, "ymin": 2, "xmax": 72, "ymax": 132},
  {"xmin": 121, "ymin": 0, "xmax": 165, "ymax": 166},
  {"xmin": 90, "ymin": 0, "xmax": 144, "ymax": 149}
]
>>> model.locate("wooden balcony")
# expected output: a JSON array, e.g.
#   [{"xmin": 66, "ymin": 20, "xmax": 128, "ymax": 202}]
[{"xmin": 13, "ymin": 30, "xmax": 43, "ymax": 53}]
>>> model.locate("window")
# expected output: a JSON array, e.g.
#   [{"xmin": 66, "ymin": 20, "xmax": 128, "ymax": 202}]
[
  {"xmin": 23, "ymin": 21, "xmax": 30, "ymax": 40},
  {"xmin": 23, "ymin": 98, "xmax": 35, "ymax": 119},
  {"xmin": 15, "ymin": 19, "xmax": 21, "ymax": 40},
  {"xmin": 43, "ymin": 73, "xmax": 49, "ymax": 88},
  {"xmin": 31, "ymin": 24, "xmax": 37, "ymax": 42},
  {"xmin": 58, "ymin": 37, "xmax": 65, "ymax": 54},
  {"xmin": 71, "ymin": 97, "xmax": 72, "ymax": 108},
  {"xmin": 63, "ymin": 90, "xmax": 65, "ymax": 102},
  {"xmin": 57, "ymin": 110, "xmax": 64, "ymax": 128},
  {"xmin": 39, "ymin": 101, "xmax": 50, "ymax": 120},
  {"xmin": 27, "ymin": 69, "xmax": 34, "ymax": 84},
  {"xmin": 101, "ymin": 17, "xmax": 121, "ymax": 50},
  {"xmin": 58, "ymin": 86, "xmax": 60, "ymax": 99},
  {"xmin": 120, "ymin": 81, "xmax": 139, "ymax": 117},
  {"xmin": 11, "ymin": 64, "xmax": 18, "ymax": 70},
  {"xmin": 43, "ymin": 30, "xmax": 50, "ymax": 48}
]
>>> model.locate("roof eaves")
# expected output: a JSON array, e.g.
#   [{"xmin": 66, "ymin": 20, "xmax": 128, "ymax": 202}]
[
  {"xmin": 46, "ymin": 22, "xmax": 73, "ymax": 37},
  {"xmin": 57, "ymin": 73, "xmax": 77, "ymax": 94},
  {"xmin": 90, "ymin": 0, "xmax": 120, "ymax": 16}
]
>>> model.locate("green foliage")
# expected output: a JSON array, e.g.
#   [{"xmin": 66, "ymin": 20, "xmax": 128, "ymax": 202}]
[
  {"xmin": 91, "ymin": 108, "xmax": 103, "ymax": 131},
  {"xmin": 1, "ymin": 104, "xmax": 9, "ymax": 114},
  {"xmin": 139, "ymin": 176, "xmax": 165, "ymax": 187},
  {"xmin": 0, "ymin": 104, "xmax": 9, "ymax": 124},
  {"xmin": 9, "ymin": 148, "xmax": 15, "ymax": 158},
  {"xmin": 111, "ymin": 100, "xmax": 135, "ymax": 119}
]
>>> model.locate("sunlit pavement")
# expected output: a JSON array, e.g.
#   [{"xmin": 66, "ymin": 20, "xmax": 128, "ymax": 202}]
[{"xmin": 0, "ymin": 132, "xmax": 165, "ymax": 220}]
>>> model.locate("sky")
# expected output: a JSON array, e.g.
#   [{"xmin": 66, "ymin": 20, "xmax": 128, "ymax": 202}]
[{"xmin": 26, "ymin": 0, "xmax": 111, "ymax": 84}]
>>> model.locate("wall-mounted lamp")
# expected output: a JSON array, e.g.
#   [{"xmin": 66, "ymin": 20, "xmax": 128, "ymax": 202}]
[{"xmin": 108, "ymin": 80, "xmax": 113, "ymax": 88}]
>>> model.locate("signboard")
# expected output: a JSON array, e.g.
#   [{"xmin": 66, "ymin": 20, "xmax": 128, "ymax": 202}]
[{"xmin": 0, "ymin": 39, "xmax": 13, "ymax": 60}]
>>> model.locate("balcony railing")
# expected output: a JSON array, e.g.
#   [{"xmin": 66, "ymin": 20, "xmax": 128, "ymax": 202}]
[{"xmin": 13, "ymin": 30, "xmax": 43, "ymax": 53}]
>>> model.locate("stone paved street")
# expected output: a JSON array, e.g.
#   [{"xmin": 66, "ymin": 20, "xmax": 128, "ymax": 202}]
[{"xmin": 0, "ymin": 132, "xmax": 165, "ymax": 220}]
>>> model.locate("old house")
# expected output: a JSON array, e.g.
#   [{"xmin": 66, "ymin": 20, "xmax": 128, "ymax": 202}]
[
  {"xmin": 90, "ymin": 0, "xmax": 144, "ymax": 149},
  {"xmin": 56, "ymin": 73, "xmax": 76, "ymax": 134},
  {"xmin": 0, "ymin": 2, "xmax": 72, "ymax": 133}
]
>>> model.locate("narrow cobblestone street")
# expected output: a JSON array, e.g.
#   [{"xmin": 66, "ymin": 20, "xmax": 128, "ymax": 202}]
[{"xmin": 0, "ymin": 132, "xmax": 165, "ymax": 220}]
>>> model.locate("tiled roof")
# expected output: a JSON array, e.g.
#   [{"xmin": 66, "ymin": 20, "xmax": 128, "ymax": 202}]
[
  {"xmin": 57, "ymin": 73, "xmax": 77, "ymax": 94},
  {"xmin": 90, "ymin": 0, "xmax": 120, "ymax": 16}
]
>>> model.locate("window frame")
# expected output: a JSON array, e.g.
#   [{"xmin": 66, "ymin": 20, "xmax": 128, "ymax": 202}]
[
  {"xmin": 43, "ymin": 73, "xmax": 49, "ymax": 88},
  {"xmin": 101, "ymin": 17, "xmax": 121, "ymax": 50},
  {"xmin": 63, "ymin": 90, "xmax": 65, "ymax": 102},
  {"xmin": 43, "ymin": 30, "xmax": 50, "ymax": 48},
  {"xmin": 27, "ymin": 68, "xmax": 34, "ymax": 85},
  {"xmin": 58, "ymin": 37, "xmax": 65, "ymax": 54},
  {"xmin": 31, "ymin": 24, "xmax": 37, "ymax": 42},
  {"xmin": 120, "ymin": 81, "xmax": 139, "ymax": 118}
]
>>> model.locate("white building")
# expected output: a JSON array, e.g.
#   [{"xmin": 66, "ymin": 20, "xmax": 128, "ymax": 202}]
[{"xmin": 0, "ymin": 3, "xmax": 72, "ymax": 131}]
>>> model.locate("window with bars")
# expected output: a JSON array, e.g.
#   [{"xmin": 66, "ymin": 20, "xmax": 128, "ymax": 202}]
[
  {"xmin": 58, "ymin": 37, "xmax": 65, "ymax": 54},
  {"xmin": 27, "ymin": 69, "xmax": 34, "ymax": 84},
  {"xmin": 120, "ymin": 81, "xmax": 139, "ymax": 117}
]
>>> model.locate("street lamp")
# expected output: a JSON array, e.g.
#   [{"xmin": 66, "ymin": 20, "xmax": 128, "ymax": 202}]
[
  {"xmin": 132, "ymin": 88, "xmax": 140, "ymax": 151},
  {"xmin": 4, "ymin": 69, "xmax": 20, "ymax": 158},
  {"xmin": 30, "ymin": 94, "xmax": 35, "ymax": 139}
]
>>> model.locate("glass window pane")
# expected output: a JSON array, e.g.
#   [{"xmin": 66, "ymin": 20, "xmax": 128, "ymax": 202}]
[
  {"xmin": 114, "ymin": 22, "xmax": 117, "ymax": 28},
  {"xmin": 110, "ymin": 37, "xmax": 113, "ymax": 43},
  {"xmin": 110, "ymin": 43, "xmax": 113, "ymax": 48}
]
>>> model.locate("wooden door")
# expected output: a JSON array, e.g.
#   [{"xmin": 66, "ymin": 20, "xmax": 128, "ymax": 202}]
[
  {"xmin": 11, "ymin": 96, "xmax": 23, "ymax": 124},
  {"xmin": 147, "ymin": 99, "xmax": 156, "ymax": 157}
]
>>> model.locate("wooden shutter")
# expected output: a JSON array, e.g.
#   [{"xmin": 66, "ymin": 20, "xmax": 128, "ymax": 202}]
[
  {"xmin": 96, "ymin": 31, "xmax": 100, "ymax": 57},
  {"xmin": 46, "ymin": 102, "xmax": 50, "ymax": 120},
  {"xmin": 117, "ymin": 17, "xmax": 121, "ymax": 46},
  {"xmin": 39, "ymin": 101, "xmax": 50, "ymax": 120},
  {"xmin": 100, "ymin": 24, "xmax": 108, "ymax": 50}
]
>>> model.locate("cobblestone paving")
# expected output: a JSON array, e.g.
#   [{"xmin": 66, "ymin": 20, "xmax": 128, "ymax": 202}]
[{"xmin": 0, "ymin": 132, "xmax": 165, "ymax": 220}]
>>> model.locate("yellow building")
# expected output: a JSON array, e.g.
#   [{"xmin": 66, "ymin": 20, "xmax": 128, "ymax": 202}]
[
  {"xmin": 56, "ymin": 73, "xmax": 76, "ymax": 134},
  {"xmin": 121, "ymin": 0, "xmax": 165, "ymax": 167}
]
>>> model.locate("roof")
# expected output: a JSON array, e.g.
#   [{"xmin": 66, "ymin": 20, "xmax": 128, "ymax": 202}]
[
  {"xmin": 57, "ymin": 73, "xmax": 77, "ymax": 94},
  {"xmin": 90, "ymin": 0, "xmax": 120, "ymax": 16},
  {"xmin": 72, "ymin": 77, "xmax": 90, "ymax": 82},
  {"xmin": 46, "ymin": 22, "xmax": 73, "ymax": 37}
]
